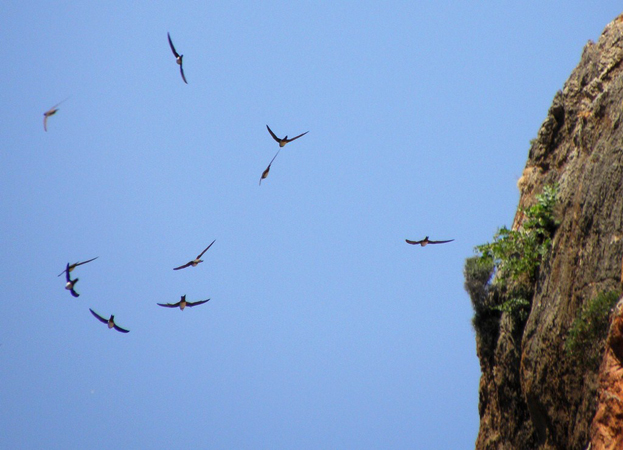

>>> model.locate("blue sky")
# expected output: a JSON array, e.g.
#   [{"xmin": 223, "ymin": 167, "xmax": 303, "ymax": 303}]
[{"xmin": 1, "ymin": 2, "xmax": 621, "ymax": 448}]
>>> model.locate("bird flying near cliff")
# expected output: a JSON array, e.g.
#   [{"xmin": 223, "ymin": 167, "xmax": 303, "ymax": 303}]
[
  {"xmin": 167, "ymin": 32, "xmax": 187, "ymax": 84},
  {"xmin": 157, "ymin": 295, "xmax": 210, "ymax": 310},
  {"xmin": 64, "ymin": 264, "xmax": 80, "ymax": 298},
  {"xmin": 173, "ymin": 240, "xmax": 215, "ymax": 270},
  {"xmin": 89, "ymin": 309, "xmax": 130, "ymax": 333},
  {"xmin": 43, "ymin": 98, "xmax": 69, "ymax": 131},
  {"xmin": 266, "ymin": 125, "xmax": 309, "ymax": 147},
  {"xmin": 405, "ymin": 237, "xmax": 454, "ymax": 246},
  {"xmin": 259, "ymin": 150, "xmax": 281, "ymax": 185}
]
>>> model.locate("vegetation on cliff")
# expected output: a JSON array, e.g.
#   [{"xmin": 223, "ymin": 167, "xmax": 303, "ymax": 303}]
[
  {"xmin": 565, "ymin": 289, "xmax": 621, "ymax": 370},
  {"xmin": 465, "ymin": 184, "xmax": 559, "ymax": 332}
]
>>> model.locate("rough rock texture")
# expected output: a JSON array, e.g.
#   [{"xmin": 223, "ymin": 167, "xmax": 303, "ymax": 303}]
[
  {"xmin": 476, "ymin": 14, "xmax": 623, "ymax": 450},
  {"xmin": 590, "ymin": 302, "xmax": 623, "ymax": 449}
]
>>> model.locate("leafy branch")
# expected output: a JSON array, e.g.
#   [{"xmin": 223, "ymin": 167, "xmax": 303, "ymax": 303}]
[{"xmin": 471, "ymin": 184, "xmax": 559, "ymax": 318}]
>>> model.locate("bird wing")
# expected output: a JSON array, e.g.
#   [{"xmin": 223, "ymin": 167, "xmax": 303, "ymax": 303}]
[
  {"xmin": 157, "ymin": 302, "xmax": 181, "ymax": 308},
  {"xmin": 405, "ymin": 239, "xmax": 423, "ymax": 245},
  {"xmin": 76, "ymin": 257, "xmax": 98, "ymax": 267},
  {"xmin": 179, "ymin": 65, "xmax": 188, "ymax": 84},
  {"xmin": 268, "ymin": 149, "xmax": 281, "ymax": 166},
  {"xmin": 67, "ymin": 276, "xmax": 79, "ymax": 297},
  {"xmin": 284, "ymin": 130, "xmax": 309, "ymax": 143},
  {"xmin": 43, "ymin": 114, "xmax": 49, "ymax": 132},
  {"xmin": 65, "ymin": 264, "xmax": 72, "ymax": 281},
  {"xmin": 266, "ymin": 125, "xmax": 281, "ymax": 143},
  {"xmin": 197, "ymin": 240, "xmax": 216, "ymax": 258},
  {"xmin": 173, "ymin": 262, "xmax": 192, "ymax": 270},
  {"xmin": 187, "ymin": 299, "xmax": 210, "ymax": 307},
  {"xmin": 167, "ymin": 32, "xmax": 180, "ymax": 57},
  {"xmin": 89, "ymin": 309, "xmax": 109, "ymax": 324},
  {"xmin": 428, "ymin": 239, "xmax": 455, "ymax": 244},
  {"xmin": 48, "ymin": 98, "xmax": 69, "ymax": 111},
  {"xmin": 113, "ymin": 324, "xmax": 130, "ymax": 333}
]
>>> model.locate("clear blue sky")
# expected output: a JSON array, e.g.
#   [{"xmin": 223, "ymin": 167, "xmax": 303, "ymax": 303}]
[{"xmin": 1, "ymin": 2, "xmax": 620, "ymax": 448}]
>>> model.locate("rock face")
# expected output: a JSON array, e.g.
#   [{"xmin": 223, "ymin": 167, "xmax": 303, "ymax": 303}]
[
  {"xmin": 476, "ymin": 14, "xmax": 623, "ymax": 449},
  {"xmin": 591, "ymin": 305, "xmax": 623, "ymax": 449}
]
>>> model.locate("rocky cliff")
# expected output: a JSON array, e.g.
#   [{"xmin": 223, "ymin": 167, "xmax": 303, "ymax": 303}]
[{"xmin": 473, "ymin": 14, "xmax": 623, "ymax": 450}]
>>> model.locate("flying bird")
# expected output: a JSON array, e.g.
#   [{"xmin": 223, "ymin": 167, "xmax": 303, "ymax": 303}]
[
  {"xmin": 157, "ymin": 295, "xmax": 210, "ymax": 310},
  {"xmin": 57, "ymin": 257, "xmax": 98, "ymax": 277},
  {"xmin": 64, "ymin": 264, "xmax": 80, "ymax": 298},
  {"xmin": 259, "ymin": 150, "xmax": 281, "ymax": 185},
  {"xmin": 89, "ymin": 309, "xmax": 130, "ymax": 333},
  {"xmin": 405, "ymin": 237, "xmax": 455, "ymax": 247},
  {"xmin": 43, "ymin": 98, "xmax": 69, "ymax": 132},
  {"xmin": 173, "ymin": 239, "xmax": 216, "ymax": 270},
  {"xmin": 167, "ymin": 32, "xmax": 187, "ymax": 84},
  {"xmin": 266, "ymin": 125, "xmax": 309, "ymax": 147}
]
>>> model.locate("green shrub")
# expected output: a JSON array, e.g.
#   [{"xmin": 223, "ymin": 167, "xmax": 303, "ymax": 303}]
[
  {"xmin": 565, "ymin": 290, "xmax": 620, "ymax": 369},
  {"xmin": 475, "ymin": 184, "xmax": 558, "ymax": 287},
  {"xmin": 492, "ymin": 298, "xmax": 530, "ymax": 322},
  {"xmin": 467, "ymin": 184, "xmax": 559, "ymax": 326}
]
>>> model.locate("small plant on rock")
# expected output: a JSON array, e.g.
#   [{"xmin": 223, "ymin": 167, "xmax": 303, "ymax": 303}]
[
  {"xmin": 467, "ymin": 184, "xmax": 559, "ymax": 323},
  {"xmin": 565, "ymin": 289, "xmax": 621, "ymax": 369}
]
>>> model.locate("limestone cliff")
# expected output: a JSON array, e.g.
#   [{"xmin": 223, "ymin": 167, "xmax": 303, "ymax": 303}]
[{"xmin": 474, "ymin": 14, "xmax": 623, "ymax": 450}]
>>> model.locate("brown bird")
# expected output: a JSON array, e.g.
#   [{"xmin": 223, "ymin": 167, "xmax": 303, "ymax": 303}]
[
  {"xmin": 173, "ymin": 240, "xmax": 215, "ymax": 270},
  {"xmin": 157, "ymin": 295, "xmax": 210, "ymax": 310},
  {"xmin": 167, "ymin": 32, "xmax": 187, "ymax": 84},
  {"xmin": 266, "ymin": 125, "xmax": 308, "ymax": 147},
  {"xmin": 259, "ymin": 150, "xmax": 281, "ymax": 185},
  {"xmin": 405, "ymin": 236, "xmax": 454, "ymax": 246},
  {"xmin": 89, "ymin": 309, "xmax": 130, "ymax": 333},
  {"xmin": 64, "ymin": 264, "xmax": 80, "ymax": 298},
  {"xmin": 57, "ymin": 257, "xmax": 98, "ymax": 277},
  {"xmin": 43, "ymin": 98, "xmax": 69, "ymax": 131}
]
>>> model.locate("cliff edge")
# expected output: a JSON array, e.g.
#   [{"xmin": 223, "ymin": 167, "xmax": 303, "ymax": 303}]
[{"xmin": 473, "ymin": 14, "xmax": 623, "ymax": 450}]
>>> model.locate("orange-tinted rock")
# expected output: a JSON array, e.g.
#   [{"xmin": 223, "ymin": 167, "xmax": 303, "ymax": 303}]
[{"xmin": 590, "ymin": 302, "xmax": 623, "ymax": 449}]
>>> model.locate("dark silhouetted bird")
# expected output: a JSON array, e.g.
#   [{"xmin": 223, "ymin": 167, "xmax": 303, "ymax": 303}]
[
  {"xmin": 167, "ymin": 32, "xmax": 187, "ymax": 84},
  {"xmin": 405, "ymin": 237, "xmax": 455, "ymax": 247},
  {"xmin": 43, "ymin": 98, "xmax": 69, "ymax": 131},
  {"xmin": 173, "ymin": 240, "xmax": 215, "ymax": 270},
  {"xmin": 157, "ymin": 295, "xmax": 210, "ymax": 310},
  {"xmin": 64, "ymin": 264, "xmax": 80, "ymax": 298},
  {"xmin": 259, "ymin": 150, "xmax": 281, "ymax": 185},
  {"xmin": 89, "ymin": 309, "xmax": 130, "ymax": 333},
  {"xmin": 266, "ymin": 125, "xmax": 308, "ymax": 147}
]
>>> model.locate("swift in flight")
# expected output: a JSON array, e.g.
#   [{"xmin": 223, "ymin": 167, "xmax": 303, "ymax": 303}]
[
  {"xmin": 157, "ymin": 295, "xmax": 210, "ymax": 310},
  {"xmin": 89, "ymin": 309, "xmax": 130, "ymax": 333},
  {"xmin": 173, "ymin": 240, "xmax": 216, "ymax": 270},
  {"xmin": 266, "ymin": 125, "xmax": 308, "ymax": 147},
  {"xmin": 167, "ymin": 32, "xmax": 188, "ymax": 84},
  {"xmin": 405, "ymin": 237, "xmax": 454, "ymax": 247}
]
